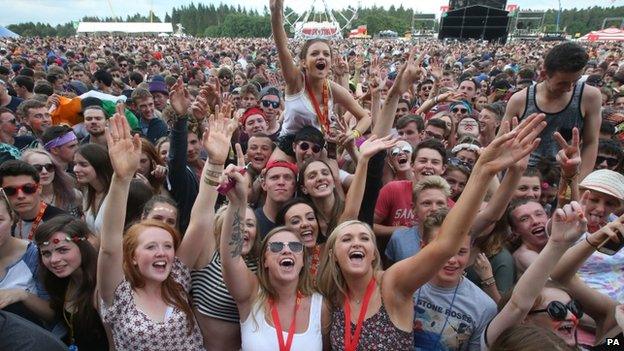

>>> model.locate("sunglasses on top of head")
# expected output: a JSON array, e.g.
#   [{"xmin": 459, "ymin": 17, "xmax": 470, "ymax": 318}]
[
  {"xmin": 261, "ymin": 100, "xmax": 280, "ymax": 109},
  {"xmin": 298, "ymin": 141, "xmax": 322, "ymax": 153},
  {"xmin": 268, "ymin": 241, "xmax": 304, "ymax": 253},
  {"xmin": 529, "ymin": 300, "xmax": 583, "ymax": 321},
  {"xmin": 2, "ymin": 184, "xmax": 38, "ymax": 197}
]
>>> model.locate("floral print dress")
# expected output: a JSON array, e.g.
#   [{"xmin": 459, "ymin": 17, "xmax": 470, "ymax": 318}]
[{"xmin": 99, "ymin": 257, "xmax": 204, "ymax": 350}]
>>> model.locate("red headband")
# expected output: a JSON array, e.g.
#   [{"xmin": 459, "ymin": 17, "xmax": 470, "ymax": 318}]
[
  {"xmin": 265, "ymin": 160, "xmax": 298, "ymax": 176},
  {"xmin": 239, "ymin": 107, "xmax": 266, "ymax": 125}
]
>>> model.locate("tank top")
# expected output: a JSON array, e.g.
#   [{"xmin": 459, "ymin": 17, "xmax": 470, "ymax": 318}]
[
  {"xmin": 521, "ymin": 82, "xmax": 585, "ymax": 166},
  {"xmin": 191, "ymin": 251, "xmax": 258, "ymax": 323},
  {"xmin": 240, "ymin": 292, "xmax": 323, "ymax": 351},
  {"xmin": 329, "ymin": 303, "xmax": 413, "ymax": 351},
  {"xmin": 279, "ymin": 75, "xmax": 336, "ymax": 137}
]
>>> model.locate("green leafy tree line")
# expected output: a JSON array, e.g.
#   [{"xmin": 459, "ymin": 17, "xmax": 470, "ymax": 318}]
[{"xmin": 7, "ymin": 4, "xmax": 624, "ymax": 37}]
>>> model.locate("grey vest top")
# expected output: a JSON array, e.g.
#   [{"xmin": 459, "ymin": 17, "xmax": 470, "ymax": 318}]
[{"xmin": 521, "ymin": 82, "xmax": 585, "ymax": 166}]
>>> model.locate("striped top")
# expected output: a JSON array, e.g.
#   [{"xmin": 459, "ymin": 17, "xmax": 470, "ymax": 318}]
[{"xmin": 191, "ymin": 251, "xmax": 259, "ymax": 323}]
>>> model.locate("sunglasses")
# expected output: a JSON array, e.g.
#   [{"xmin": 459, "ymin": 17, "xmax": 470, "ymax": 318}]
[
  {"xmin": 452, "ymin": 108, "xmax": 468, "ymax": 114},
  {"xmin": 529, "ymin": 300, "xmax": 583, "ymax": 321},
  {"xmin": 298, "ymin": 141, "xmax": 322, "ymax": 153},
  {"xmin": 2, "ymin": 183, "xmax": 38, "ymax": 197},
  {"xmin": 219, "ymin": 76, "xmax": 232, "ymax": 80},
  {"xmin": 448, "ymin": 157, "xmax": 473, "ymax": 171},
  {"xmin": 596, "ymin": 155, "xmax": 619, "ymax": 168},
  {"xmin": 120, "ymin": 63, "xmax": 129, "ymax": 67},
  {"xmin": 261, "ymin": 100, "xmax": 280, "ymax": 109},
  {"xmin": 267, "ymin": 241, "xmax": 304, "ymax": 253},
  {"xmin": 391, "ymin": 145, "xmax": 413, "ymax": 157},
  {"xmin": 32, "ymin": 163, "xmax": 55, "ymax": 173},
  {"xmin": 421, "ymin": 86, "xmax": 433, "ymax": 91}
]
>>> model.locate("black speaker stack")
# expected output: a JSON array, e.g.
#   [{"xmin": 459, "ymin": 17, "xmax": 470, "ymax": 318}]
[{"xmin": 439, "ymin": 0, "xmax": 510, "ymax": 43}]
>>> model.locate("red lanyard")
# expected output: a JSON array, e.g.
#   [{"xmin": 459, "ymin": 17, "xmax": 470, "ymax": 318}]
[
  {"xmin": 344, "ymin": 277, "xmax": 377, "ymax": 351},
  {"xmin": 269, "ymin": 291, "xmax": 302, "ymax": 351},
  {"xmin": 21, "ymin": 202, "xmax": 47, "ymax": 241},
  {"xmin": 305, "ymin": 77, "xmax": 330, "ymax": 134}
]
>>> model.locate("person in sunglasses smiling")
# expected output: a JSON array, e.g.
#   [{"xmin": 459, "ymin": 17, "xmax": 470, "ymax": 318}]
[
  {"xmin": 219, "ymin": 164, "xmax": 327, "ymax": 350},
  {"xmin": 0, "ymin": 160, "xmax": 66, "ymax": 240}
]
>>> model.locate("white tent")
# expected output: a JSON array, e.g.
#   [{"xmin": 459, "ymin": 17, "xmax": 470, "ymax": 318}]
[
  {"xmin": 579, "ymin": 27, "xmax": 624, "ymax": 42},
  {"xmin": 0, "ymin": 26, "xmax": 19, "ymax": 38},
  {"xmin": 76, "ymin": 22, "xmax": 173, "ymax": 34}
]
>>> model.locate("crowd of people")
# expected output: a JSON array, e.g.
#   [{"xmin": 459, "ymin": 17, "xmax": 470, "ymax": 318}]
[{"xmin": 1, "ymin": 1, "xmax": 624, "ymax": 350}]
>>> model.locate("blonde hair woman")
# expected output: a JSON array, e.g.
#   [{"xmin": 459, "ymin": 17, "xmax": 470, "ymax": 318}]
[{"xmin": 317, "ymin": 114, "xmax": 546, "ymax": 350}]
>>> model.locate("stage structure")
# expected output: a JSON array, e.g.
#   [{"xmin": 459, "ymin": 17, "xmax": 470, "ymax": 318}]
[
  {"xmin": 508, "ymin": 10, "xmax": 546, "ymax": 41},
  {"xmin": 411, "ymin": 13, "xmax": 438, "ymax": 40},
  {"xmin": 439, "ymin": 0, "xmax": 510, "ymax": 43},
  {"xmin": 283, "ymin": 0, "xmax": 358, "ymax": 39}
]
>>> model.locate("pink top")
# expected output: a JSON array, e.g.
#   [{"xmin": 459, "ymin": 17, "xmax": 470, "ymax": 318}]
[{"xmin": 100, "ymin": 257, "xmax": 204, "ymax": 350}]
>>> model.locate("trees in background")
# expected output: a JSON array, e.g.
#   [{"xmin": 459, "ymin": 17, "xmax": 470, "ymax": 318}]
[{"xmin": 6, "ymin": 4, "xmax": 624, "ymax": 38}]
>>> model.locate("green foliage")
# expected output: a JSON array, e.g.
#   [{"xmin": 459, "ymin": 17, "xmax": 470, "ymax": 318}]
[{"xmin": 7, "ymin": 4, "xmax": 624, "ymax": 37}]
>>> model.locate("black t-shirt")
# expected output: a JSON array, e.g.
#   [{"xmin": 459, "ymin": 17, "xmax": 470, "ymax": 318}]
[
  {"xmin": 13, "ymin": 135, "xmax": 38, "ymax": 150},
  {"xmin": 254, "ymin": 206, "xmax": 276, "ymax": 240},
  {"xmin": 4, "ymin": 96, "xmax": 23, "ymax": 113}
]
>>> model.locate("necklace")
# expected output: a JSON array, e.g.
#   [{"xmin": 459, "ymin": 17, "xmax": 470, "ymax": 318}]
[
  {"xmin": 416, "ymin": 281, "xmax": 461, "ymax": 350},
  {"xmin": 63, "ymin": 288, "xmax": 79, "ymax": 351},
  {"xmin": 344, "ymin": 277, "xmax": 377, "ymax": 351},
  {"xmin": 17, "ymin": 201, "xmax": 47, "ymax": 240}
]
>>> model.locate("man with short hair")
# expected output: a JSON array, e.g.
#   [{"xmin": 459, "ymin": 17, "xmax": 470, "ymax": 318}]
[
  {"xmin": 255, "ymin": 160, "xmax": 297, "ymax": 238},
  {"xmin": 81, "ymin": 105, "xmax": 108, "ymax": 147},
  {"xmin": 239, "ymin": 107, "xmax": 268, "ymax": 138},
  {"xmin": 396, "ymin": 115, "xmax": 424, "ymax": 148},
  {"xmin": 395, "ymin": 98, "xmax": 410, "ymax": 122},
  {"xmin": 0, "ymin": 107, "xmax": 36, "ymax": 149},
  {"xmin": 240, "ymin": 83, "xmax": 260, "ymax": 109},
  {"xmin": 131, "ymin": 88, "xmax": 168, "ymax": 143},
  {"xmin": 0, "ymin": 79, "xmax": 23, "ymax": 112},
  {"xmin": 478, "ymin": 102, "xmax": 504, "ymax": 147},
  {"xmin": 0, "ymin": 160, "xmax": 66, "ymax": 240},
  {"xmin": 258, "ymin": 86, "xmax": 282, "ymax": 137},
  {"xmin": 92, "ymin": 69, "xmax": 113, "ymax": 94},
  {"xmin": 504, "ymin": 41, "xmax": 601, "ymax": 178},
  {"xmin": 17, "ymin": 99, "xmax": 51, "ymax": 140},
  {"xmin": 458, "ymin": 78, "xmax": 478, "ymax": 103},
  {"xmin": 13, "ymin": 75, "xmax": 34, "ymax": 100},
  {"xmin": 41, "ymin": 125, "xmax": 78, "ymax": 171},
  {"xmin": 423, "ymin": 118, "xmax": 448, "ymax": 142},
  {"xmin": 594, "ymin": 138, "xmax": 622, "ymax": 171},
  {"xmin": 384, "ymin": 176, "xmax": 451, "ymax": 264}
]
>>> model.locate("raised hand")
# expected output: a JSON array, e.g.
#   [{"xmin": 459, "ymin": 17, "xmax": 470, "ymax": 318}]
[
  {"xmin": 476, "ymin": 113, "xmax": 546, "ymax": 175},
  {"xmin": 553, "ymin": 127, "xmax": 581, "ymax": 178},
  {"xmin": 106, "ymin": 103, "xmax": 142, "ymax": 180},
  {"xmin": 191, "ymin": 92, "xmax": 210, "ymax": 121},
  {"xmin": 473, "ymin": 253, "xmax": 494, "ymax": 281},
  {"xmin": 270, "ymin": 0, "xmax": 284, "ymax": 13},
  {"xmin": 550, "ymin": 201, "xmax": 587, "ymax": 245},
  {"xmin": 359, "ymin": 134, "xmax": 398, "ymax": 160},
  {"xmin": 203, "ymin": 106, "xmax": 238, "ymax": 165},
  {"xmin": 220, "ymin": 164, "xmax": 248, "ymax": 206},
  {"xmin": 392, "ymin": 48, "xmax": 425, "ymax": 95},
  {"xmin": 332, "ymin": 55, "xmax": 350, "ymax": 78},
  {"xmin": 169, "ymin": 78, "xmax": 191, "ymax": 116}
]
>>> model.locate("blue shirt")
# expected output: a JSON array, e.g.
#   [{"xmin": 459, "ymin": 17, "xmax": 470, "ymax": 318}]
[{"xmin": 385, "ymin": 226, "xmax": 422, "ymax": 264}]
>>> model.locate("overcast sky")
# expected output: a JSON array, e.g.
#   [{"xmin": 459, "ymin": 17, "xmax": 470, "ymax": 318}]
[{"xmin": 0, "ymin": 0, "xmax": 619, "ymax": 27}]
